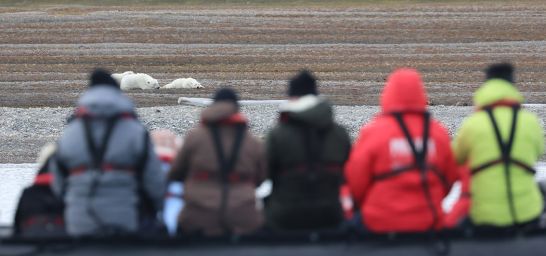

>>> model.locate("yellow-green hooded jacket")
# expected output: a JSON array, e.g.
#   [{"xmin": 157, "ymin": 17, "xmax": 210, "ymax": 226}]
[{"xmin": 453, "ymin": 79, "xmax": 544, "ymax": 226}]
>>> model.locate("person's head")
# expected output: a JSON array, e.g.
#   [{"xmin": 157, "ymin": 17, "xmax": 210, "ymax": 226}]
[
  {"xmin": 485, "ymin": 63, "xmax": 514, "ymax": 84},
  {"xmin": 89, "ymin": 68, "xmax": 119, "ymax": 89},
  {"xmin": 380, "ymin": 68, "xmax": 427, "ymax": 113},
  {"xmin": 473, "ymin": 63, "xmax": 522, "ymax": 108},
  {"xmin": 213, "ymin": 88, "xmax": 239, "ymax": 108},
  {"xmin": 288, "ymin": 70, "xmax": 317, "ymax": 99}
]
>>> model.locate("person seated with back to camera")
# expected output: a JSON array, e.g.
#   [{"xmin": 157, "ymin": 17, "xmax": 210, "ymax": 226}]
[
  {"xmin": 167, "ymin": 88, "xmax": 267, "ymax": 236},
  {"xmin": 452, "ymin": 63, "xmax": 545, "ymax": 232},
  {"xmin": 265, "ymin": 70, "xmax": 352, "ymax": 231},
  {"xmin": 344, "ymin": 68, "xmax": 470, "ymax": 234},
  {"xmin": 49, "ymin": 69, "xmax": 165, "ymax": 236}
]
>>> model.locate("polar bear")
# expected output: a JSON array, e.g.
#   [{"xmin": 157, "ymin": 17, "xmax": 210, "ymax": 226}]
[
  {"xmin": 111, "ymin": 71, "xmax": 134, "ymax": 84},
  {"xmin": 161, "ymin": 78, "xmax": 204, "ymax": 89},
  {"xmin": 120, "ymin": 73, "xmax": 160, "ymax": 90}
]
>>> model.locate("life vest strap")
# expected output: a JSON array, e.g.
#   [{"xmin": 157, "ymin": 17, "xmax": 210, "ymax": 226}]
[
  {"xmin": 208, "ymin": 123, "xmax": 246, "ymax": 234},
  {"xmin": 389, "ymin": 111, "xmax": 441, "ymax": 231},
  {"xmin": 373, "ymin": 164, "xmax": 449, "ymax": 190},
  {"xmin": 373, "ymin": 164, "xmax": 415, "ymax": 181},
  {"xmin": 279, "ymin": 163, "xmax": 344, "ymax": 175},
  {"xmin": 479, "ymin": 104, "xmax": 521, "ymax": 225},
  {"xmin": 471, "ymin": 158, "xmax": 536, "ymax": 176},
  {"xmin": 191, "ymin": 170, "xmax": 253, "ymax": 183},
  {"xmin": 74, "ymin": 107, "xmax": 136, "ymax": 120},
  {"xmin": 68, "ymin": 164, "xmax": 136, "ymax": 176}
]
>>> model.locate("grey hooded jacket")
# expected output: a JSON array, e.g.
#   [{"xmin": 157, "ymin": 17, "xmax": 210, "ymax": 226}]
[{"xmin": 50, "ymin": 85, "xmax": 165, "ymax": 236}]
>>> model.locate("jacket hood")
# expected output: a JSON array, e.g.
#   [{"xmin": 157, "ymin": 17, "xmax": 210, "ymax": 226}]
[
  {"xmin": 77, "ymin": 85, "xmax": 135, "ymax": 117},
  {"xmin": 380, "ymin": 68, "xmax": 427, "ymax": 113},
  {"xmin": 201, "ymin": 101, "xmax": 247, "ymax": 124},
  {"xmin": 279, "ymin": 95, "xmax": 333, "ymax": 128},
  {"xmin": 473, "ymin": 79, "xmax": 524, "ymax": 108}
]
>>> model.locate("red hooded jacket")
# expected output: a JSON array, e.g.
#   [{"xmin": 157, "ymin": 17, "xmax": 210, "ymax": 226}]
[{"xmin": 344, "ymin": 68, "xmax": 469, "ymax": 233}]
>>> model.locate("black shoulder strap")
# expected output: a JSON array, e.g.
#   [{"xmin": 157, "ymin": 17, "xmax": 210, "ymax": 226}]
[
  {"xmin": 135, "ymin": 129, "xmax": 158, "ymax": 220},
  {"xmin": 392, "ymin": 112, "xmax": 430, "ymax": 170},
  {"xmin": 375, "ymin": 112, "xmax": 449, "ymax": 189},
  {"xmin": 393, "ymin": 113, "xmax": 451, "ymax": 252},
  {"xmin": 209, "ymin": 124, "xmax": 246, "ymax": 179},
  {"xmin": 226, "ymin": 125, "xmax": 246, "ymax": 178},
  {"xmin": 209, "ymin": 123, "xmax": 246, "ymax": 234},
  {"xmin": 296, "ymin": 122, "xmax": 329, "ymax": 175},
  {"xmin": 393, "ymin": 112, "xmax": 438, "ymax": 230},
  {"xmin": 82, "ymin": 116, "xmax": 119, "ymax": 170},
  {"xmin": 81, "ymin": 116, "xmax": 124, "ymax": 233},
  {"xmin": 302, "ymin": 127, "xmax": 317, "ymax": 173},
  {"xmin": 136, "ymin": 130, "xmax": 150, "ymax": 179},
  {"xmin": 135, "ymin": 130, "xmax": 151, "ymax": 203},
  {"xmin": 471, "ymin": 106, "xmax": 535, "ymax": 176},
  {"xmin": 484, "ymin": 106, "xmax": 520, "ymax": 224},
  {"xmin": 484, "ymin": 106, "xmax": 519, "ymax": 162}
]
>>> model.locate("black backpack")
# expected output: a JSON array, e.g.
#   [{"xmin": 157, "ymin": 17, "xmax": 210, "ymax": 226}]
[{"xmin": 13, "ymin": 160, "xmax": 65, "ymax": 237}]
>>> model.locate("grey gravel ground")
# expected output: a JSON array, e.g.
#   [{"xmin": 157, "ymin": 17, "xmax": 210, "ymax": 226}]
[{"xmin": 1, "ymin": 103, "xmax": 545, "ymax": 163}]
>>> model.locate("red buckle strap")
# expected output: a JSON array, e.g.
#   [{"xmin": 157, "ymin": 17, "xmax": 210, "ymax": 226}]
[
  {"xmin": 228, "ymin": 173, "xmax": 251, "ymax": 183},
  {"xmin": 280, "ymin": 163, "xmax": 344, "ymax": 175},
  {"xmin": 119, "ymin": 112, "xmax": 135, "ymax": 119},
  {"xmin": 34, "ymin": 173, "xmax": 53, "ymax": 185},
  {"xmin": 159, "ymin": 154, "xmax": 174, "ymax": 163},
  {"xmin": 192, "ymin": 171, "xmax": 252, "ymax": 183},
  {"xmin": 74, "ymin": 107, "xmax": 91, "ymax": 118},
  {"xmin": 101, "ymin": 164, "xmax": 135, "ymax": 173},
  {"xmin": 193, "ymin": 171, "xmax": 211, "ymax": 181},
  {"xmin": 68, "ymin": 164, "xmax": 135, "ymax": 176},
  {"xmin": 68, "ymin": 166, "xmax": 86, "ymax": 176},
  {"xmin": 73, "ymin": 108, "xmax": 135, "ymax": 119},
  {"xmin": 220, "ymin": 113, "xmax": 247, "ymax": 125},
  {"xmin": 23, "ymin": 215, "xmax": 63, "ymax": 228},
  {"xmin": 228, "ymin": 173, "xmax": 241, "ymax": 183}
]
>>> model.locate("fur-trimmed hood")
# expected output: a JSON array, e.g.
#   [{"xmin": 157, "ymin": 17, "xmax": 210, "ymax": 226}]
[{"xmin": 279, "ymin": 95, "xmax": 333, "ymax": 128}]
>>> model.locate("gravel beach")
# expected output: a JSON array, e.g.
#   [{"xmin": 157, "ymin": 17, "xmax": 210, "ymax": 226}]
[
  {"xmin": 2, "ymin": 103, "xmax": 545, "ymax": 163},
  {"xmin": 1, "ymin": 3, "xmax": 546, "ymax": 107},
  {"xmin": 1, "ymin": 2, "xmax": 545, "ymax": 162}
]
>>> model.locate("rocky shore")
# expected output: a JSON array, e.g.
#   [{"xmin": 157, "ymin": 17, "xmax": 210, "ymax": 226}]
[{"xmin": 2, "ymin": 104, "xmax": 545, "ymax": 163}]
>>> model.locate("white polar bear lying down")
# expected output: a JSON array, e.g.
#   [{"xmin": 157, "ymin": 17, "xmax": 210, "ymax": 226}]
[
  {"xmin": 120, "ymin": 73, "xmax": 160, "ymax": 90},
  {"xmin": 161, "ymin": 78, "xmax": 204, "ymax": 89},
  {"xmin": 111, "ymin": 71, "xmax": 134, "ymax": 84}
]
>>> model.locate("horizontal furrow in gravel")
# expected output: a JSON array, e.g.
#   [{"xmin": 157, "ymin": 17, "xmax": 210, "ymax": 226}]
[{"xmin": 0, "ymin": 4, "xmax": 545, "ymax": 107}]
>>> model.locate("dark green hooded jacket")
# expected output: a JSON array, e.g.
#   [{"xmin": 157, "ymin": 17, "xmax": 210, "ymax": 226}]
[{"xmin": 265, "ymin": 95, "xmax": 351, "ymax": 230}]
